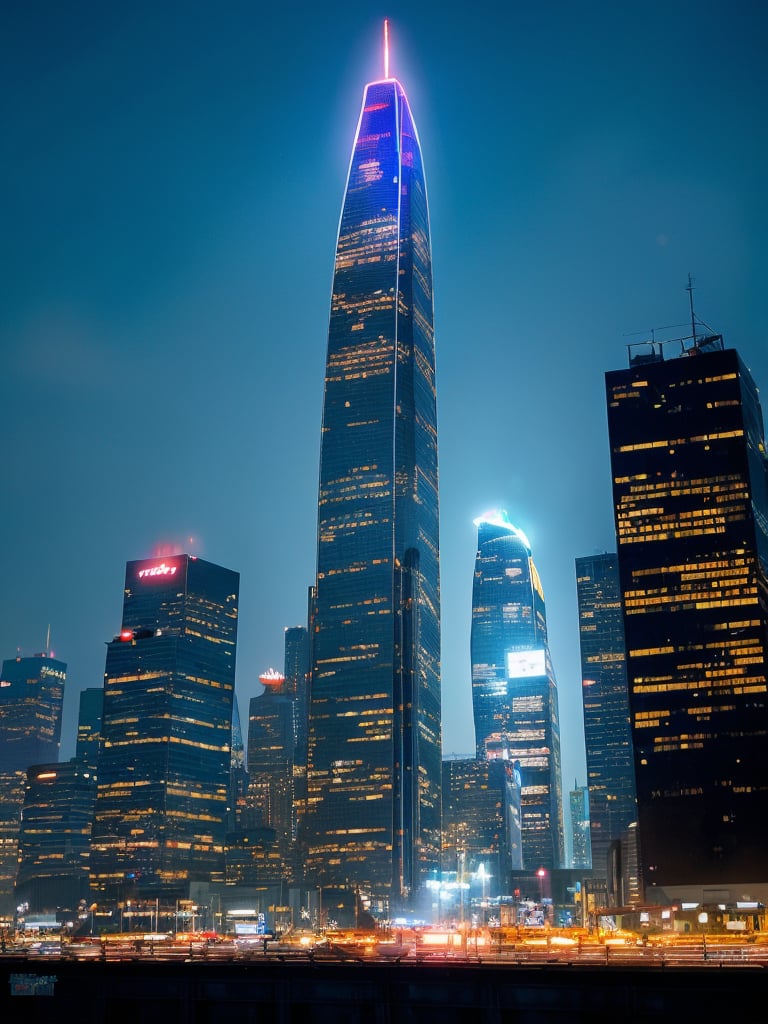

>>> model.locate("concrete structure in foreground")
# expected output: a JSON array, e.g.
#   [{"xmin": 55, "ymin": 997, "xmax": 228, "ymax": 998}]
[{"xmin": 2, "ymin": 956, "xmax": 766, "ymax": 1022}]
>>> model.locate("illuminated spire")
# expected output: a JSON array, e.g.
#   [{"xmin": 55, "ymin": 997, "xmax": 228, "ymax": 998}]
[{"xmin": 384, "ymin": 18, "xmax": 390, "ymax": 80}]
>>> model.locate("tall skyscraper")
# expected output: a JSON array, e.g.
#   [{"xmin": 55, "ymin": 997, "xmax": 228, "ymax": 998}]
[
  {"xmin": 575, "ymin": 552, "xmax": 636, "ymax": 890},
  {"xmin": 306, "ymin": 32, "xmax": 441, "ymax": 911},
  {"xmin": 90, "ymin": 554, "xmax": 239, "ymax": 900},
  {"xmin": 606, "ymin": 329, "xmax": 768, "ymax": 899},
  {"xmin": 470, "ymin": 510, "xmax": 565, "ymax": 871},
  {"xmin": 0, "ymin": 652, "xmax": 66, "ymax": 914}
]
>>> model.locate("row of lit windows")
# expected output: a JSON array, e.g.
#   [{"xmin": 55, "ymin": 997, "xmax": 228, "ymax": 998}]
[
  {"xmin": 618, "ymin": 525, "xmax": 734, "ymax": 545},
  {"xmin": 618, "ymin": 473, "xmax": 743, "ymax": 493}
]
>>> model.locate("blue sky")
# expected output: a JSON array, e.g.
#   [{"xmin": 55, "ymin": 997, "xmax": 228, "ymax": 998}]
[{"xmin": 2, "ymin": 1, "xmax": 767, "ymax": 823}]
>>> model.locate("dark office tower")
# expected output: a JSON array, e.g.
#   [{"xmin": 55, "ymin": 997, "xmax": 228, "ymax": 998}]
[
  {"xmin": 306, "ymin": 39, "xmax": 441, "ymax": 911},
  {"xmin": 575, "ymin": 553, "xmax": 636, "ymax": 889},
  {"xmin": 0, "ymin": 653, "xmax": 66, "ymax": 914},
  {"xmin": 606, "ymin": 331, "xmax": 768, "ymax": 898},
  {"xmin": 15, "ymin": 759, "xmax": 97, "ymax": 911},
  {"xmin": 246, "ymin": 669, "xmax": 295, "ymax": 876},
  {"xmin": 569, "ymin": 784, "xmax": 591, "ymax": 870},
  {"xmin": 76, "ymin": 687, "xmax": 103, "ymax": 771},
  {"xmin": 470, "ymin": 511, "xmax": 566, "ymax": 871},
  {"xmin": 90, "ymin": 555, "xmax": 239, "ymax": 900}
]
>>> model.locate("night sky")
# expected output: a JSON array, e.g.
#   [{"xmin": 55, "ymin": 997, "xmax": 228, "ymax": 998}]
[{"xmin": 3, "ymin": 1, "xmax": 767, "ymax": 847}]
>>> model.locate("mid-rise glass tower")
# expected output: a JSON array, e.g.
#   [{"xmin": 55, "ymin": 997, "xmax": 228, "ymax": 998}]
[
  {"xmin": 470, "ymin": 511, "xmax": 565, "ymax": 871},
  {"xmin": 606, "ymin": 332, "xmax": 768, "ymax": 897},
  {"xmin": 575, "ymin": 552, "xmax": 636, "ymax": 891},
  {"xmin": 90, "ymin": 554, "xmax": 239, "ymax": 900},
  {"xmin": 306, "ymin": 43, "xmax": 441, "ymax": 910}
]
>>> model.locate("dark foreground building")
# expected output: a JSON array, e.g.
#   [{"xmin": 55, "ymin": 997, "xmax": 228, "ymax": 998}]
[
  {"xmin": 2, "ymin": 956, "xmax": 766, "ymax": 1023},
  {"xmin": 306, "ymin": 39, "xmax": 441, "ymax": 913},
  {"xmin": 606, "ymin": 331, "xmax": 768, "ymax": 900}
]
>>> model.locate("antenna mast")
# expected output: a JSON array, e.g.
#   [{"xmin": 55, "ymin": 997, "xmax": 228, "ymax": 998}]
[
  {"xmin": 686, "ymin": 273, "xmax": 697, "ymax": 345},
  {"xmin": 384, "ymin": 19, "xmax": 390, "ymax": 79},
  {"xmin": 45, "ymin": 623, "xmax": 51, "ymax": 655}
]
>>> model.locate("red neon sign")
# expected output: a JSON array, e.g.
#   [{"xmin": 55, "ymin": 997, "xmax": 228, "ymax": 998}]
[{"xmin": 137, "ymin": 562, "xmax": 178, "ymax": 580}]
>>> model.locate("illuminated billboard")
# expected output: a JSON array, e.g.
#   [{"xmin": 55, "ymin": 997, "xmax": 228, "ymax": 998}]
[
  {"xmin": 137, "ymin": 561, "xmax": 179, "ymax": 581},
  {"xmin": 507, "ymin": 649, "xmax": 545, "ymax": 679}
]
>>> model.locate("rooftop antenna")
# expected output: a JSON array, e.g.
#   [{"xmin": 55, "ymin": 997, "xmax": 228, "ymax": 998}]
[
  {"xmin": 686, "ymin": 272, "xmax": 697, "ymax": 345},
  {"xmin": 384, "ymin": 18, "xmax": 390, "ymax": 80},
  {"xmin": 45, "ymin": 623, "xmax": 51, "ymax": 654}
]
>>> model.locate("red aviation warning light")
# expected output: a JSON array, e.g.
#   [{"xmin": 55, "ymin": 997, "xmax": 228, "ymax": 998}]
[{"xmin": 119, "ymin": 629, "xmax": 133, "ymax": 642}]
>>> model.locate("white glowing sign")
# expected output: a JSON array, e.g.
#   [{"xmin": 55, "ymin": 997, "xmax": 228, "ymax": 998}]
[
  {"xmin": 138, "ymin": 562, "xmax": 178, "ymax": 580},
  {"xmin": 507, "ymin": 649, "xmax": 546, "ymax": 679}
]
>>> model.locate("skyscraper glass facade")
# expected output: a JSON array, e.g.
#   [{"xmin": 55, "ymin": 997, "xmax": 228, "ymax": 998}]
[
  {"xmin": 306, "ymin": 66, "xmax": 441, "ymax": 909},
  {"xmin": 606, "ymin": 337, "xmax": 768, "ymax": 895},
  {"xmin": 470, "ymin": 511, "xmax": 565, "ymax": 871},
  {"xmin": 90, "ymin": 555, "xmax": 239, "ymax": 899},
  {"xmin": 575, "ymin": 552, "xmax": 636, "ymax": 887}
]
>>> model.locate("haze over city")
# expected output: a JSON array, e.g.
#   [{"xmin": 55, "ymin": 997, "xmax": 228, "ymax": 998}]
[{"xmin": 3, "ymin": 0, "xmax": 767, "ymax": 815}]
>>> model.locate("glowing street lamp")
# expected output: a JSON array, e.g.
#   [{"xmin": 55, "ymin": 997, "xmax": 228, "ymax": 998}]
[{"xmin": 537, "ymin": 868, "xmax": 546, "ymax": 902}]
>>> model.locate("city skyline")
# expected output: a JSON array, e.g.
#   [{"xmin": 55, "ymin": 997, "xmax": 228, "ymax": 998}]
[{"xmin": 3, "ymin": 2, "xmax": 767, "ymax": 809}]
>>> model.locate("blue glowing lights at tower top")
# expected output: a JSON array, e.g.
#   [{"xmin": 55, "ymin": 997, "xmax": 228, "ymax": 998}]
[{"xmin": 473, "ymin": 509, "xmax": 531, "ymax": 551}]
